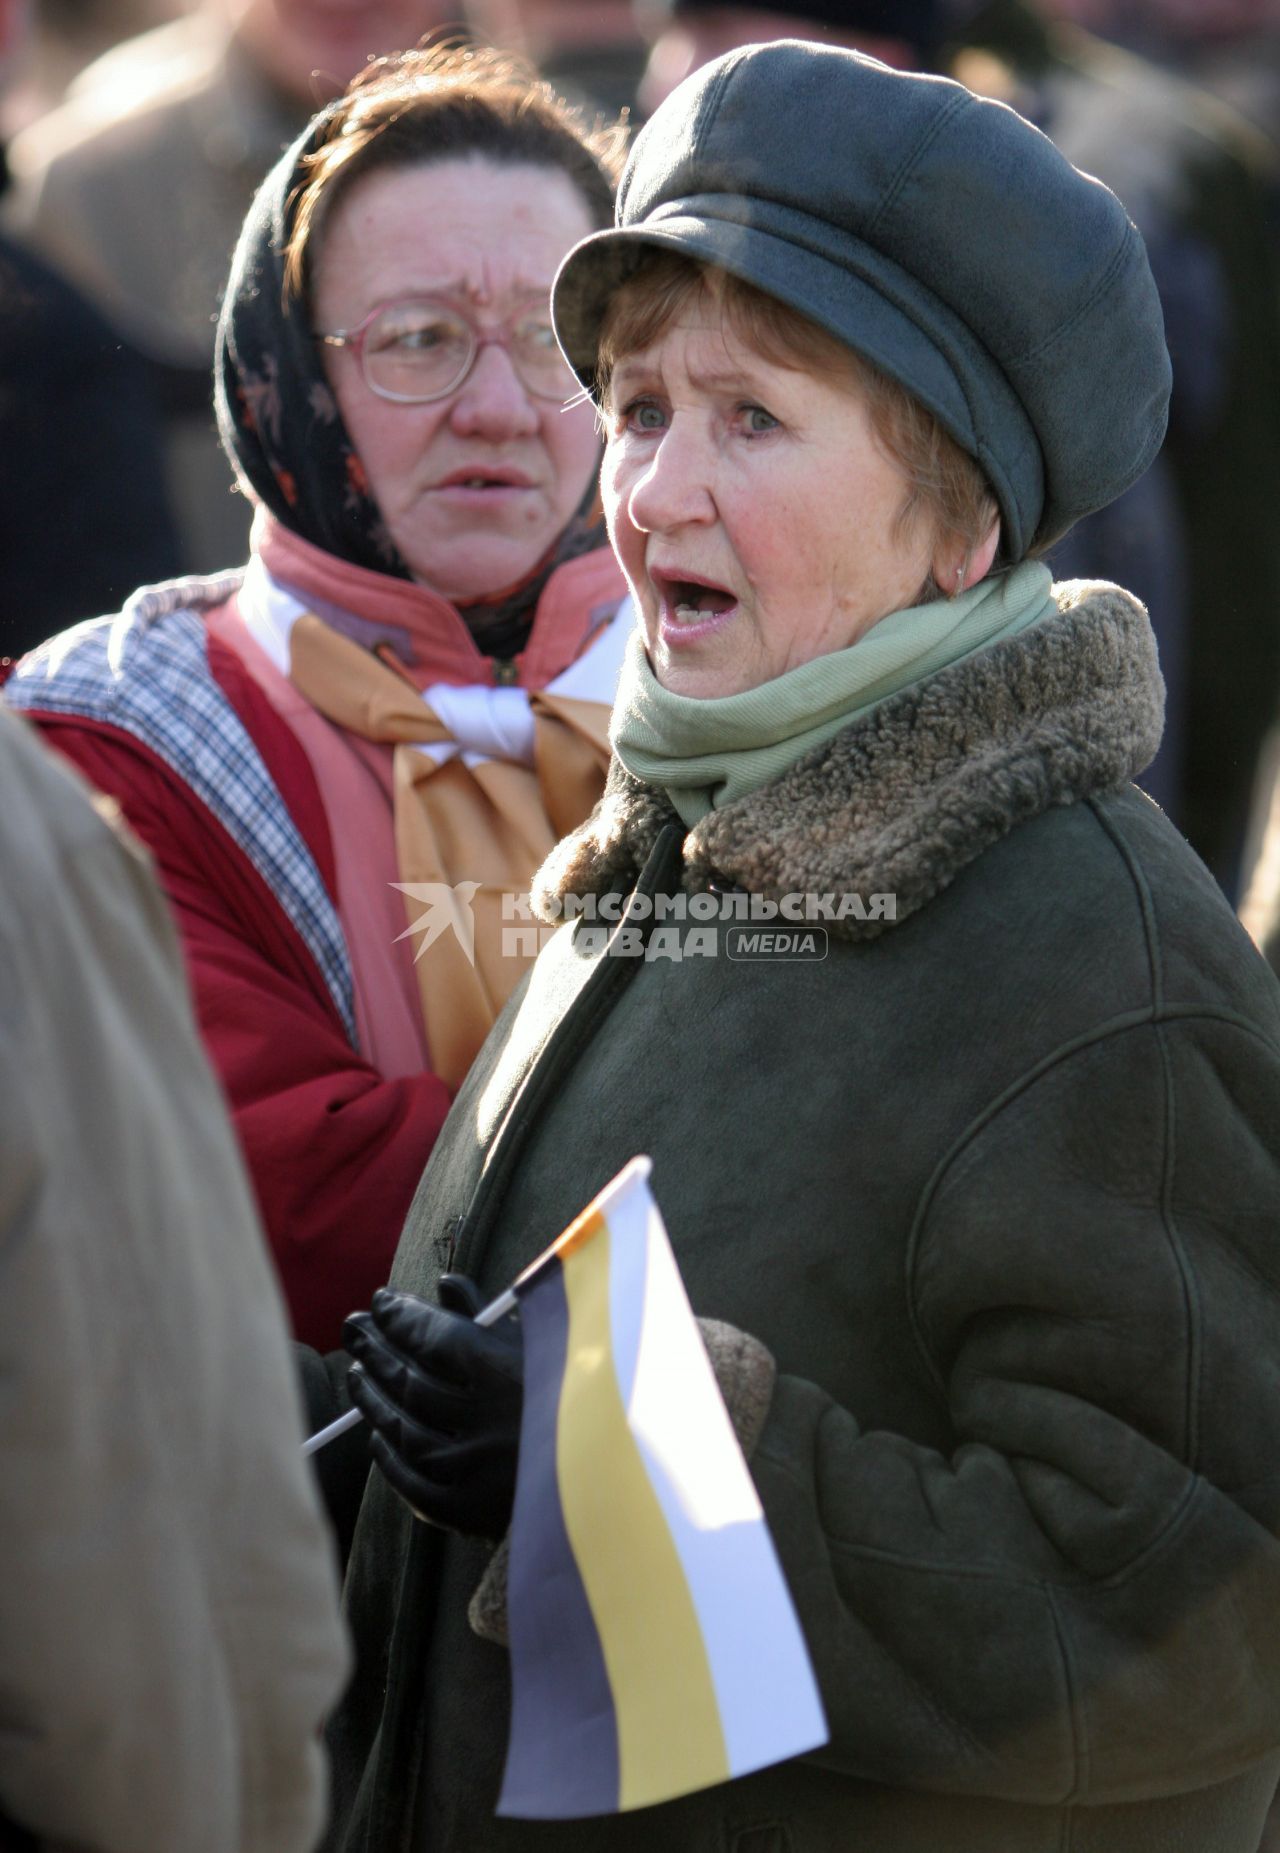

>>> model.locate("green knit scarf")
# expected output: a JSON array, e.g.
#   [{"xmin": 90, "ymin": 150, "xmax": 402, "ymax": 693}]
[{"xmin": 610, "ymin": 561, "xmax": 1054, "ymax": 825}]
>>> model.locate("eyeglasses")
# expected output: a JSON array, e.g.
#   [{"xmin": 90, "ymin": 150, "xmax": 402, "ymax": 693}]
[{"xmin": 315, "ymin": 297, "xmax": 575, "ymax": 405}]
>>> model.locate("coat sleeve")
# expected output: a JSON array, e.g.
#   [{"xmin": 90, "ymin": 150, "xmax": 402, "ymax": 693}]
[
  {"xmin": 750, "ymin": 1015, "xmax": 1280, "ymax": 1805},
  {"xmin": 35, "ymin": 716, "xmax": 452, "ymax": 1351}
]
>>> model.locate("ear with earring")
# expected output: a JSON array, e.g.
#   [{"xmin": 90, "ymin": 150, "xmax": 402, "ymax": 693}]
[{"xmin": 936, "ymin": 519, "xmax": 1000, "ymax": 601}]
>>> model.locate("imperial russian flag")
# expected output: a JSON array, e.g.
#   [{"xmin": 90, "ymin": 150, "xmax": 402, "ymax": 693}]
[{"xmin": 496, "ymin": 1157, "xmax": 828, "ymax": 1820}]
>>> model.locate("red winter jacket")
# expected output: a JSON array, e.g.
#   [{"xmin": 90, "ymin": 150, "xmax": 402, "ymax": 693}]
[
  {"xmin": 35, "ymin": 633, "xmax": 451, "ymax": 1351},
  {"xmin": 7, "ymin": 519, "xmax": 626, "ymax": 1348}
]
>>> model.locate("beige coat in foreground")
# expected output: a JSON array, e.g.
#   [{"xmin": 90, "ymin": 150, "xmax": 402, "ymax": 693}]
[{"xmin": 0, "ymin": 711, "xmax": 349, "ymax": 1853}]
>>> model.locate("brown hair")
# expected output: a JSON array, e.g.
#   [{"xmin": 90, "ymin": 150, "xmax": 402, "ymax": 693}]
[
  {"xmin": 283, "ymin": 39, "xmax": 627, "ymax": 308},
  {"xmin": 596, "ymin": 251, "xmax": 1004, "ymax": 593}
]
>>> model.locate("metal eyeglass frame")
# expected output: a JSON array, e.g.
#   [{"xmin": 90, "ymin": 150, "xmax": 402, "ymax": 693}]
[{"xmin": 314, "ymin": 296, "xmax": 572, "ymax": 405}]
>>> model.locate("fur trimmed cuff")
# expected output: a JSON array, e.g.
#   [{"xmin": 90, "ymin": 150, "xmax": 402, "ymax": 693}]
[
  {"xmin": 696, "ymin": 1316, "xmax": 776, "ymax": 1458},
  {"xmin": 468, "ymin": 1533, "xmax": 513, "ymax": 1647},
  {"xmin": 468, "ymin": 1315, "xmax": 777, "ymax": 1647}
]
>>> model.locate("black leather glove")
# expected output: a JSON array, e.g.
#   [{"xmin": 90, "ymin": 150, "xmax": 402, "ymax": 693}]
[{"xmin": 343, "ymin": 1274, "xmax": 523, "ymax": 1539}]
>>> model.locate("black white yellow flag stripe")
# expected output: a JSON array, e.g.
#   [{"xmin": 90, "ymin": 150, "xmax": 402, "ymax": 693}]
[{"xmin": 498, "ymin": 1157, "xmax": 828, "ymax": 1818}]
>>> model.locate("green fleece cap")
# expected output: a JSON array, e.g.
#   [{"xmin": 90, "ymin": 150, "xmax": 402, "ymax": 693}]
[{"xmin": 552, "ymin": 39, "xmax": 1172, "ymax": 559}]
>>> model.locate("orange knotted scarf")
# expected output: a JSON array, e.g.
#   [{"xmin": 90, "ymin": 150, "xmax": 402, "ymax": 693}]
[{"xmin": 289, "ymin": 614, "xmax": 613, "ymax": 1088}]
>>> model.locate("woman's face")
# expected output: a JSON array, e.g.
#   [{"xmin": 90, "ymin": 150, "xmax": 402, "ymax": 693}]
[
  {"xmin": 313, "ymin": 157, "xmax": 602, "ymax": 602},
  {"xmin": 601, "ymin": 293, "xmax": 935, "ymax": 699}
]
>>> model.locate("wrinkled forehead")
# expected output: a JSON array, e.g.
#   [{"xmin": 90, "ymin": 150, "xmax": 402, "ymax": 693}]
[{"xmin": 311, "ymin": 157, "xmax": 598, "ymax": 325}]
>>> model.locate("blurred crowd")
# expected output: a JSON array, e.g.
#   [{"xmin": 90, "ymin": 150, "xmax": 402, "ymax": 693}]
[{"xmin": 2, "ymin": 0, "xmax": 1279, "ymax": 898}]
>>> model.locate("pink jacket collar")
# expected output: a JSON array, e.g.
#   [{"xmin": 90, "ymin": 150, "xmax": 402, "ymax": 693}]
[{"xmin": 254, "ymin": 509, "xmax": 626, "ymax": 692}]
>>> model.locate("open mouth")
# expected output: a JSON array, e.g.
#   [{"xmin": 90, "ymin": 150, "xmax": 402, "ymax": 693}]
[
  {"xmin": 656, "ymin": 574, "xmax": 737, "ymax": 625},
  {"xmin": 437, "ymin": 468, "xmax": 533, "ymax": 492}
]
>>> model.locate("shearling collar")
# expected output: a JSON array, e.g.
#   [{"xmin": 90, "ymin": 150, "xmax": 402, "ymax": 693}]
[{"xmin": 532, "ymin": 581, "xmax": 1164, "ymax": 939}]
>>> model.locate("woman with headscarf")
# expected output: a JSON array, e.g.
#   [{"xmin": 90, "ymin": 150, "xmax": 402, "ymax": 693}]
[
  {"xmin": 4, "ymin": 43, "xmax": 629, "ymax": 1350},
  {"xmin": 322, "ymin": 38, "xmax": 1280, "ymax": 1853}
]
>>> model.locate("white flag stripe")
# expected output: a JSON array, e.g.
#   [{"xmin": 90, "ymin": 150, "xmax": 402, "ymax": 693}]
[
  {"xmin": 604, "ymin": 1171, "xmax": 652, "ymax": 1411},
  {"xmin": 621, "ymin": 1201, "xmax": 828, "ymax": 1777}
]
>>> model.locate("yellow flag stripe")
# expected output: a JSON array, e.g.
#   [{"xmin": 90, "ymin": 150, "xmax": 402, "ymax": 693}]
[{"xmin": 557, "ymin": 1213, "xmax": 730, "ymax": 1810}]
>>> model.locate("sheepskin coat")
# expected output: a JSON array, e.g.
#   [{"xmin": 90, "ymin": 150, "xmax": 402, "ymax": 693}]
[{"xmin": 323, "ymin": 580, "xmax": 1280, "ymax": 1853}]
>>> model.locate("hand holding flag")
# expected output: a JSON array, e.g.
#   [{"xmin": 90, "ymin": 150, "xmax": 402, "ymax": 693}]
[
  {"xmin": 343, "ymin": 1273, "xmax": 522, "ymax": 1539},
  {"xmin": 310, "ymin": 1156, "xmax": 828, "ymax": 1820}
]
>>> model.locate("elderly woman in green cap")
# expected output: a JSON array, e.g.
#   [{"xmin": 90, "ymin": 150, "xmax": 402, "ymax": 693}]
[{"xmin": 320, "ymin": 38, "xmax": 1280, "ymax": 1852}]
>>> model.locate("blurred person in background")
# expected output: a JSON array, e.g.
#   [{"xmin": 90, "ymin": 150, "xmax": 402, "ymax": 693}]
[
  {"xmin": 636, "ymin": 0, "xmax": 942, "ymax": 106},
  {"xmin": 464, "ymin": 0, "xmax": 648, "ymax": 117},
  {"xmin": 0, "ymin": 0, "xmax": 180, "ymax": 654},
  {"xmin": 952, "ymin": 0, "xmax": 1280, "ymax": 896},
  {"xmin": 0, "ymin": 708, "xmax": 347, "ymax": 1853},
  {"xmin": 0, "ymin": 0, "xmax": 177, "ymax": 136},
  {"xmin": 3, "ymin": 0, "xmax": 462, "ymax": 578},
  {"xmin": 638, "ymin": 0, "xmax": 1280, "ymax": 895},
  {"xmin": 1048, "ymin": 0, "xmax": 1280, "ymax": 152},
  {"xmin": 4, "ymin": 43, "xmax": 630, "ymax": 1354}
]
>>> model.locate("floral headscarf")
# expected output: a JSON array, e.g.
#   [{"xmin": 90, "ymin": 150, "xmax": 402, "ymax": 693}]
[
  {"xmin": 214, "ymin": 111, "xmax": 413, "ymax": 577},
  {"xmin": 215, "ymin": 109, "xmax": 609, "ymax": 633}
]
